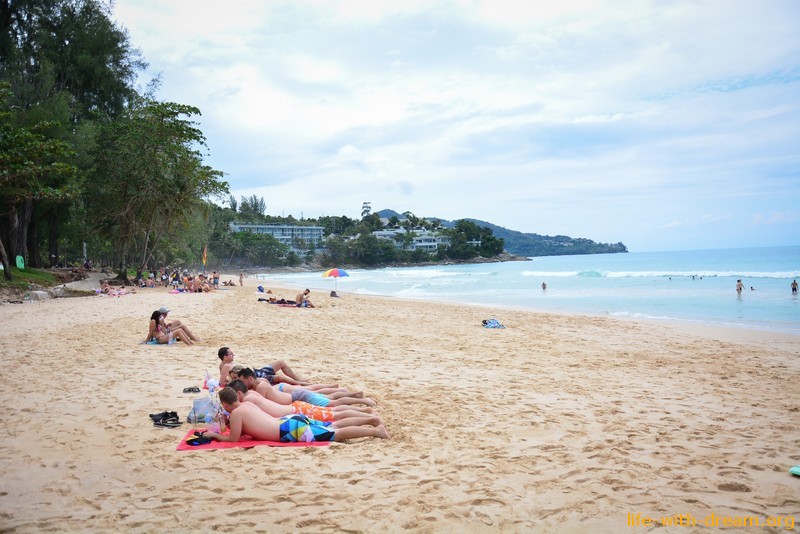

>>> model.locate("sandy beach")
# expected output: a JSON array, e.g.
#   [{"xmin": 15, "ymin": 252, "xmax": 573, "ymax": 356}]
[{"xmin": 0, "ymin": 274, "xmax": 798, "ymax": 532}]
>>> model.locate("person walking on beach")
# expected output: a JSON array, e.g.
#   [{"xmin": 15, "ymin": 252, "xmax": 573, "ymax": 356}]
[
  {"xmin": 792, "ymin": 279, "xmax": 798, "ymax": 295},
  {"xmin": 736, "ymin": 279, "xmax": 744, "ymax": 295}
]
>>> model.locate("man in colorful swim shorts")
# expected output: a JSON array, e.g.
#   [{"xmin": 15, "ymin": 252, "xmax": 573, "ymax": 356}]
[
  {"xmin": 227, "ymin": 380, "xmax": 373, "ymax": 422},
  {"xmin": 238, "ymin": 368, "xmax": 377, "ymax": 407},
  {"xmin": 204, "ymin": 387, "xmax": 390, "ymax": 443}
]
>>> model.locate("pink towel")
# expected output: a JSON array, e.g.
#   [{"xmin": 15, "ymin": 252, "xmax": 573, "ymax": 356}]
[{"xmin": 176, "ymin": 428, "xmax": 330, "ymax": 451}]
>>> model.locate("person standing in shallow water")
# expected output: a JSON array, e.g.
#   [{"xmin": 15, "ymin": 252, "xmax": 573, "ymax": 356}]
[
  {"xmin": 736, "ymin": 279, "xmax": 744, "ymax": 295},
  {"xmin": 792, "ymin": 279, "xmax": 798, "ymax": 295}
]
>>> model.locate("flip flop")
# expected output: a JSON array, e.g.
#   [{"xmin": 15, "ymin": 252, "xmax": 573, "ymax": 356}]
[
  {"xmin": 154, "ymin": 419, "xmax": 182, "ymax": 428},
  {"xmin": 182, "ymin": 387, "xmax": 201, "ymax": 393},
  {"xmin": 149, "ymin": 411, "xmax": 179, "ymax": 422}
]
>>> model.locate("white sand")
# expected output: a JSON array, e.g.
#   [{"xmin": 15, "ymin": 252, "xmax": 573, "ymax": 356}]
[{"xmin": 0, "ymin": 275, "xmax": 798, "ymax": 532}]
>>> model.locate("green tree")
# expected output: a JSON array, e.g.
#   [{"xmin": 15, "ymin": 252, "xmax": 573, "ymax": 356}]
[
  {"xmin": 1, "ymin": 0, "xmax": 145, "ymax": 269},
  {"xmin": 239, "ymin": 194, "xmax": 266, "ymax": 219},
  {"xmin": 0, "ymin": 84, "xmax": 78, "ymax": 279},
  {"xmin": 87, "ymin": 99, "xmax": 227, "ymax": 280}
]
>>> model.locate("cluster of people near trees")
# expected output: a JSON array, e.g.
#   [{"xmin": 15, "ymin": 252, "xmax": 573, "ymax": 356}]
[
  {"xmin": 125, "ymin": 269, "xmax": 246, "ymax": 292},
  {"xmin": 202, "ymin": 347, "xmax": 389, "ymax": 443}
]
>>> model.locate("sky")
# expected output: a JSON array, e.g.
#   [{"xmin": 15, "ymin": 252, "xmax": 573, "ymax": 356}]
[{"xmin": 111, "ymin": 0, "xmax": 800, "ymax": 252}]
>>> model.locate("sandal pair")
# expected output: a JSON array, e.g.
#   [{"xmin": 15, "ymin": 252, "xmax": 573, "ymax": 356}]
[
  {"xmin": 154, "ymin": 419, "xmax": 182, "ymax": 428},
  {"xmin": 183, "ymin": 386, "xmax": 201, "ymax": 393},
  {"xmin": 149, "ymin": 410, "xmax": 178, "ymax": 422},
  {"xmin": 150, "ymin": 411, "xmax": 181, "ymax": 427}
]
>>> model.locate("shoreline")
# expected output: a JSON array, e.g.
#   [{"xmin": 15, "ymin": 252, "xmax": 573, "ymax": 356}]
[{"xmin": 249, "ymin": 270, "xmax": 800, "ymax": 339}]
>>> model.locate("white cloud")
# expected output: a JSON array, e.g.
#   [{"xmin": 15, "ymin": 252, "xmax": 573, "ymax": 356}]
[{"xmin": 113, "ymin": 0, "xmax": 800, "ymax": 251}]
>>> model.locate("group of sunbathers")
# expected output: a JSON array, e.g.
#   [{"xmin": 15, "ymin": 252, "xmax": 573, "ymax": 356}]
[
  {"xmin": 99, "ymin": 280, "xmax": 137, "ymax": 296},
  {"xmin": 203, "ymin": 347, "xmax": 390, "ymax": 444}
]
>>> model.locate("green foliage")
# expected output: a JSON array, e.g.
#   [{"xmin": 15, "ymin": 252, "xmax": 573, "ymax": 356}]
[
  {"xmin": 86, "ymin": 99, "xmax": 228, "ymax": 274},
  {"xmin": 238, "ymin": 194, "xmax": 266, "ymax": 218},
  {"xmin": 466, "ymin": 218, "xmax": 628, "ymax": 256},
  {"xmin": 0, "ymin": 267, "xmax": 58, "ymax": 290}
]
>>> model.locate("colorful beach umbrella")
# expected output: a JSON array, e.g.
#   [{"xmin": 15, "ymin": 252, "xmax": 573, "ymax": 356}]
[{"xmin": 322, "ymin": 268, "xmax": 349, "ymax": 292}]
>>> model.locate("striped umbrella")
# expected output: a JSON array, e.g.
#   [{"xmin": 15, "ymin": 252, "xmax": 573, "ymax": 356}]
[{"xmin": 322, "ymin": 268, "xmax": 349, "ymax": 292}]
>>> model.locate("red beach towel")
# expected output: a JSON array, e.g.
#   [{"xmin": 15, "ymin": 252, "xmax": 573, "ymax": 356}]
[{"xmin": 176, "ymin": 428, "xmax": 330, "ymax": 451}]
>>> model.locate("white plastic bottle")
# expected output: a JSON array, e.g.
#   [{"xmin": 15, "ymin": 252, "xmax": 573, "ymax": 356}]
[{"xmin": 205, "ymin": 413, "xmax": 219, "ymax": 433}]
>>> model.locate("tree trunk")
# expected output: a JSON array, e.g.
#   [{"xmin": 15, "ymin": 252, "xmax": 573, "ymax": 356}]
[
  {"xmin": 0, "ymin": 232, "xmax": 11, "ymax": 280},
  {"xmin": 115, "ymin": 240, "xmax": 130, "ymax": 283},
  {"xmin": 15, "ymin": 197, "xmax": 32, "ymax": 267},
  {"xmin": 28, "ymin": 219, "xmax": 41, "ymax": 267},
  {"xmin": 6, "ymin": 201, "xmax": 18, "ymax": 260},
  {"xmin": 48, "ymin": 209, "xmax": 59, "ymax": 267}
]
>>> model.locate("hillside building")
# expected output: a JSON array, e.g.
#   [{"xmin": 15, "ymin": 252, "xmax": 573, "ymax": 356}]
[{"xmin": 229, "ymin": 222, "xmax": 325, "ymax": 249}]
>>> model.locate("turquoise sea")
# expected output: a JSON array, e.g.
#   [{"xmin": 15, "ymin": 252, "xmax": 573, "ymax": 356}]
[{"xmin": 261, "ymin": 246, "xmax": 800, "ymax": 335}]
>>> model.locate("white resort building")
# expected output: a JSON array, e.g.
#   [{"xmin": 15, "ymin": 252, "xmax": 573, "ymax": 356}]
[
  {"xmin": 372, "ymin": 228, "xmax": 452, "ymax": 253},
  {"xmin": 229, "ymin": 222, "xmax": 325, "ymax": 249}
]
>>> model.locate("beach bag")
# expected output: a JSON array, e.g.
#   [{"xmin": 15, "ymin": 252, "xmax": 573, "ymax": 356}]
[
  {"xmin": 188, "ymin": 396, "xmax": 216, "ymax": 424},
  {"xmin": 482, "ymin": 318, "xmax": 505, "ymax": 329}
]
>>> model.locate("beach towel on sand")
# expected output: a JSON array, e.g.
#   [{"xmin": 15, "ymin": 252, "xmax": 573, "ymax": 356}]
[{"xmin": 176, "ymin": 428, "xmax": 330, "ymax": 451}]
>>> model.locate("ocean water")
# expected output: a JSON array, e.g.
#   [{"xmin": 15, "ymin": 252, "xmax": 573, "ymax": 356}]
[{"xmin": 261, "ymin": 246, "xmax": 800, "ymax": 335}]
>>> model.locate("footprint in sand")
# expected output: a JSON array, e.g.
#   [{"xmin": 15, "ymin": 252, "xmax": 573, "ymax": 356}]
[{"xmin": 717, "ymin": 482, "xmax": 751, "ymax": 492}]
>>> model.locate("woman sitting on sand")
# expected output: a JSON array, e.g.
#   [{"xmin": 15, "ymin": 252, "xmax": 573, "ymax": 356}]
[
  {"xmin": 145, "ymin": 310, "xmax": 194, "ymax": 345},
  {"xmin": 157, "ymin": 307, "xmax": 200, "ymax": 342}
]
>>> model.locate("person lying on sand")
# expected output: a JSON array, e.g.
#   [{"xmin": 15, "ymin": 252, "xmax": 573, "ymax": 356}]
[
  {"xmin": 228, "ymin": 365, "xmax": 338, "ymax": 392},
  {"xmin": 227, "ymin": 380, "xmax": 373, "ymax": 422},
  {"xmin": 145, "ymin": 310, "xmax": 194, "ymax": 345},
  {"xmin": 238, "ymin": 368, "xmax": 376, "ymax": 407},
  {"xmin": 218, "ymin": 347, "xmax": 312, "ymax": 387},
  {"xmin": 100, "ymin": 280, "xmax": 136, "ymax": 296},
  {"xmin": 204, "ymin": 388, "xmax": 389, "ymax": 443}
]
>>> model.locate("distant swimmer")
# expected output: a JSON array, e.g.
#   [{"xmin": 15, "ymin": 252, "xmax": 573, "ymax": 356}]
[
  {"xmin": 736, "ymin": 279, "xmax": 744, "ymax": 294},
  {"xmin": 792, "ymin": 279, "xmax": 798, "ymax": 295},
  {"xmin": 541, "ymin": 282, "xmax": 547, "ymax": 291},
  {"xmin": 750, "ymin": 286, "xmax": 755, "ymax": 291}
]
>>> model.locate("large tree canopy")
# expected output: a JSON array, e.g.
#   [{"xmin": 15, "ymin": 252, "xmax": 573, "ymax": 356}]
[{"xmin": 87, "ymin": 100, "xmax": 227, "ymax": 277}]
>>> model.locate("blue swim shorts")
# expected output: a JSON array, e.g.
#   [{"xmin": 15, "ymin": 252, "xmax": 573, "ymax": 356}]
[{"xmin": 291, "ymin": 389, "xmax": 331, "ymax": 407}]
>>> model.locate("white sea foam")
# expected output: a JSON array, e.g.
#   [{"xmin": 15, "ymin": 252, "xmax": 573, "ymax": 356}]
[{"xmin": 522, "ymin": 269, "xmax": 799, "ymax": 279}]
